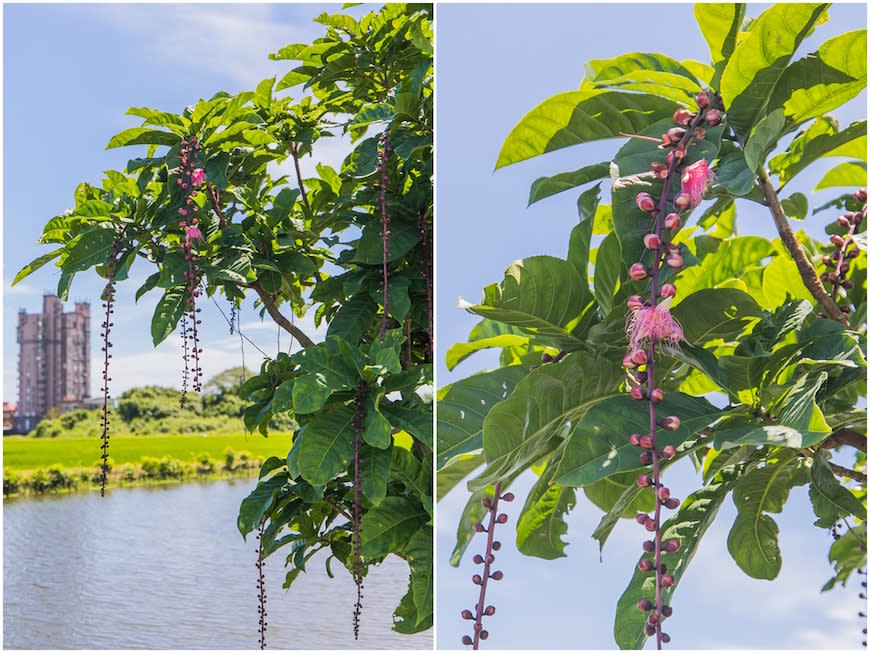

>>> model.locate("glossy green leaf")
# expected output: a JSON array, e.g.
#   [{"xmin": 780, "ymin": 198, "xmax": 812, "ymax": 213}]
[
  {"xmin": 405, "ymin": 525, "xmax": 433, "ymax": 626},
  {"xmin": 780, "ymin": 192, "xmax": 808, "ymax": 220},
  {"xmin": 359, "ymin": 496, "xmax": 428, "ymax": 558},
  {"xmin": 150, "ymin": 287, "xmax": 186, "ymax": 346},
  {"xmin": 295, "ymin": 405, "xmax": 356, "ymax": 486},
  {"xmin": 772, "ymin": 29, "xmax": 867, "ymax": 132},
  {"xmin": 237, "ymin": 470, "xmax": 289, "ymax": 537},
  {"xmin": 673, "ymin": 236, "xmax": 773, "ymax": 302},
  {"xmin": 528, "ymin": 163, "xmax": 609, "ymax": 206},
  {"xmin": 326, "ymin": 291, "xmax": 378, "ymax": 345},
  {"xmin": 60, "ymin": 227, "xmax": 121, "ymax": 274},
  {"xmin": 436, "ymin": 453, "xmax": 482, "ymax": 501},
  {"xmin": 355, "ymin": 218, "xmax": 419, "ymax": 264},
  {"xmin": 391, "ymin": 447, "xmax": 433, "ymax": 517},
  {"xmin": 482, "ymin": 353, "xmax": 623, "ymax": 470},
  {"xmin": 462, "ymin": 255, "xmax": 587, "ymax": 349},
  {"xmin": 362, "ymin": 396, "xmax": 392, "ymax": 449},
  {"xmin": 496, "ymin": 91, "xmax": 675, "ymax": 169},
  {"xmin": 436, "ymin": 366, "xmax": 528, "ymax": 468},
  {"xmin": 809, "ymin": 452, "xmax": 867, "ymax": 528},
  {"xmin": 744, "ymin": 108, "xmax": 785, "ymax": 172},
  {"xmin": 770, "ymin": 118, "xmax": 867, "ymax": 185},
  {"xmin": 516, "ymin": 461, "xmax": 576, "ymax": 559},
  {"xmin": 592, "ymin": 232, "xmax": 622, "ymax": 316},
  {"xmin": 727, "ymin": 451, "xmax": 806, "ymax": 579},
  {"xmin": 590, "ymin": 476, "xmax": 654, "ymax": 552},
  {"xmin": 106, "ymin": 127, "xmax": 180, "ymax": 149},
  {"xmin": 555, "ymin": 392, "xmax": 720, "ymax": 487},
  {"xmin": 814, "ymin": 161, "xmax": 867, "ymax": 190},
  {"xmin": 614, "ymin": 466, "xmax": 739, "ymax": 649},
  {"xmin": 582, "ymin": 53, "xmax": 702, "ymax": 104},
  {"xmin": 720, "ymin": 4, "xmax": 829, "ymax": 139},
  {"xmin": 13, "ymin": 249, "xmax": 63, "ymax": 285},
  {"xmin": 715, "ymin": 150, "xmax": 756, "ymax": 196},
  {"xmin": 445, "ymin": 334, "xmax": 529, "ymax": 371},
  {"xmin": 381, "ymin": 403, "xmax": 433, "ymax": 450},
  {"xmin": 671, "ymin": 288, "xmax": 762, "ymax": 343},
  {"xmin": 291, "ymin": 373, "xmax": 333, "ymax": 414},
  {"xmin": 359, "ymin": 443, "xmax": 392, "ymax": 506},
  {"xmin": 695, "ymin": 3, "xmax": 746, "ymax": 66},
  {"xmin": 822, "ymin": 523, "xmax": 867, "ymax": 591}
]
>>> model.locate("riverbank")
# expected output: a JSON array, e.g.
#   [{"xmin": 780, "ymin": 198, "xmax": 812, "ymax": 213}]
[{"xmin": 3, "ymin": 433, "xmax": 291, "ymax": 497}]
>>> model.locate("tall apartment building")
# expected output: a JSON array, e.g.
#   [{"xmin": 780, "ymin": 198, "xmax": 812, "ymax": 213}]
[{"xmin": 16, "ymin": 295, "xmax": 90, "ymax": 432}]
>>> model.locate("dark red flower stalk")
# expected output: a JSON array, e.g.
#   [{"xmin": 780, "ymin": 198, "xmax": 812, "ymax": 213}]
[
  {"xmin": 819, "ymin": 189, "xmax": 865, "ymax": 318},
  {"xmin": 98, "ymin": 230, "xmax": 127, "ymax": 496},
  {"xmin": 417, "ymin": 209, "xmax": 433, "ymax": 360},
  {"xmin": 256, "ymin": 517, "xmax": 268, "ymax": 649},
  {"xmin": 179, "ymin": 313, "xmax": 191, "ymax": 408},
  {"xmin": 352, "ymin": 381, "xmax": 367, "ymax": 639},
  {"xmin": 623, "ymin": 92, "xmax": 718, "ymax": 648},
  {"xmin": 177, "ymin": 135, "xmax": 206, "ymax": 402},
  {"xmin": 378, "ymin": 129, "xmax": 392, "ymax": 342},
  {"xmin": 461, "ymin": 483, "xmax": 513, "ymax": 649}
]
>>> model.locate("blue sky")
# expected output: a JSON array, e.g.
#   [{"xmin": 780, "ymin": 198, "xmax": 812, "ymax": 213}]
[
  {"xmin": 435, "ymin": 3, "xmax": 866, "ymax": 649},
  {"xmin": 2, "ymin": 3, "xmax": 371, "ymax": 401}
]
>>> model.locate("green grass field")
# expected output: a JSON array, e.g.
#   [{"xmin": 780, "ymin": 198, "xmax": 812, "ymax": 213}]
[{"xmin": 3, "ymin": 433, "xmax": 292, "ymax": 472}]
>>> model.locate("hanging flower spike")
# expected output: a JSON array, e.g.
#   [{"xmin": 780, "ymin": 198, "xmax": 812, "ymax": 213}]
[
  {"xmin": 679, "ymin": 159, "xmax": 715, "ymax": 210},
  {"xmin": 626, "ymin": 298, "xmax": 684, "ymax": 354},
  {"xmin": 191, "ymin": 168, "xmax": 206, "ymax": 188}
]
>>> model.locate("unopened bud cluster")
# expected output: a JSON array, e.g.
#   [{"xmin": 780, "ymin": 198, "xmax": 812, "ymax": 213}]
[
  {"xmin": 818, "ymin": 188, "xmax": 865, "ymax": 319},
  {"xmin": 177, "ymin": 136, "xmax": 206, "ymax": 404},
  {"xmin": 623, "ymin": 91, "xmax": 718, "ymax": 648},
  {"xmin": 461, "ymin": 486, "xmax": 513, "ymax": 649},
  {"xmin": 352, "ymin": 383, "xmax": 367, "ymax": 640},
  {"xmin": 256, "ymin": 519, "xmax": 268, "ymax": 649}
]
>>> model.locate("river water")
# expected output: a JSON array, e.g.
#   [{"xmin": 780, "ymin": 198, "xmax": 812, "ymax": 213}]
[{"xmin": 3, "ymin": 479, "xmax": 433, "ymax": 649}]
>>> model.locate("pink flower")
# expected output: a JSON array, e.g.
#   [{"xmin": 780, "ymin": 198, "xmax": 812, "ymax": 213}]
[
  {"xmin": 191, "ymin": 168, "xmax": 206, "ymax": 188},
  {"xmin": 185, "ymin": 225, "xmax": 203, "ymax": 245},
  {"xmin": 679, "ymin": 159, "xmax": 715, "ymax": 209},
  {"xmin": 626, "ymin": 298, "xmax": 684, "ymax": 353}
]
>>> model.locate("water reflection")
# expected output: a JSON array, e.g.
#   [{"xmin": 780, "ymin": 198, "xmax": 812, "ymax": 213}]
[{"xmin": 4, "ymin": 480, "xmax": 432, "ymax": 649}]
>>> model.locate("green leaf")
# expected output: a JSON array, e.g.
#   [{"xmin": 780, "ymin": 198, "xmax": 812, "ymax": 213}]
[
  {"xmin": 359, "ymin": 443, "xmax": 392, "ymax": 506},
  {"xmin": 554, "ymin": 392, "xmax": 720, "ymax": 487},
  {"xmin": 671, "ymin": 288, "xmax": 762, "ymax": 343},
  {"xmin": 590, "ymin": 476, "xmax": 655, "ymax": 552},
  {"xmin": 436, "ymin": 453, "xmax": 482, "ymax": 501},
  {"xmin": 581, "ymin": 52, "xmax": 703, "ymax": 104},
  {"xmin": 436, "ymin": 366, "xmax": 528, "ymax": 468},
  {"xmin": 327, "ymin": 291, "xmax": 378, "ymax": 345},
  {"xmin": 695, "ymin": 3, "xmax": 746, "ymax": 67},
  {"xmin": 592, "ymin": 233, "xmax": 621, "ymax": 316},
  {"xmin": 673, "ymin": 236, "xmax": 773, "ymax": 302},
  {"xmin": 516, "ymin": 461, "xmax": 576, "ymax": 559},
  {"xmin": 359, "ymin": 496, "xmax": 428, "ymax": 558},
  {"xmin": 727, "ymin": 451, "xmax": 805, "ymax": 579},
  {"xmin": 715, "ymin": 150, "xmax": 756, "ymax": 196},
  {"xmin": 445, "ymin": 334, "xmax": 529, "ymax": 371},
  {"xmin": 237, "ymin": 471, "xmax": 289, "ymax": 537},
  {"xmin": 814, "ymin": 161, "xmax": 867, "ymax": 190},
  {"xmin": 809, "ymin": 452, "xmax": 867, "ymax": 527},
  {"xmin": 614, "ymin": 467, "xmax": 738, "ymax": 649},
  {"xmin": 471, "ymin": 354, "xmax": 624, "ymax": 490},
  {"xmin": 780, "ymin": 192, "xmax": 808, "ymax": 220},
  {"xmin": 496, "ymin": 91, "xmax": 675, "ymax": 169},
  {"xmin": 462, "ymin": 255, "xmax": 587, "ymax": 350},
  {"xmin": 720, "ymin": 4, "xmax": 829, "ymax": 139},
  {"xmin": 60, "ymin": 227, "xmax": 120, "ymax": 274},
  {"xmin": 381, "ymin": 402, "xmax": 433, "ymax": 450},
  {"xmin": 528, "ymin": 163, "xmax": 609, "ymax": 206},
  {"xmin": 772, "ymin": 29, "xmax": 867, "ymax": 132},
  {"xmin": 822, "ymin": 523, "xmax": 867, "ymax": 590},
  {"xmin": 404, "ymin": 525, "xmax": 433, "ymax": 626},
  {"xmin": 150, "ymin": 287, "xmax": 186, "ymax": 346},
  {"xmin": 393, "ymin": 576, "xmax": 433, "ymax": 634},
  {"xmin": 392, "ymin": 447, "xmax": 434, "ymax": 517},
  {"xmin": 744, "ymin": 108, "xmax": 785, "ymax": 172},
  {"xmin": 291, "ymin": 373, "xmax": 334, "ymax": 414},
  {"xmin": 770, "ymin": 118, "xmax": 867, "ymax": 186},
  {"xmin": 13, "ymin": 249, "xmax": 63, "ymax": 285},
  {"xmin": 362, "ymin": 395, "xmax": 392, "ymax": 449},
  {"xmin": 106, "ymin": 127, "xmax": 180, "ymax": 149},
  {"xmin": 355, "ymin": 218, "xmax": 420, "ymax": 264},
  {"xmin": 295, "ymin": 405, "xmax": 356, "ymax": 486}
]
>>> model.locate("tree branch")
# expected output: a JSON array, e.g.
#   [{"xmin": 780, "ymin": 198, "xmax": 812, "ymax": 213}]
[
  {"xmin": 821, "ymin": 428, "xmax": 867, "ymax": 453},
  {"xmin": 249, "ymin": 281, "xmax": 316, "ymax": 348},
  {"xmin": 829, "ymin": 462, "xmax": 867, "ymax": 485},
  {"xmin": 757, "ymin": 167, "xmax": 849, "ymax": 326},
  {"xmin": 290, "ymin": 144, "xmax": 311, "ymax": 215},
  {"xmin": 207, "ymin": 184, "xmax": 227, "ymax": 228}
]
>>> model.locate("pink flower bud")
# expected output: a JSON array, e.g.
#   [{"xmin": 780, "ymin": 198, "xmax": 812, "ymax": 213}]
[
  {"xmin": 642, "ymin": 540, "xmax": 655, "ymax": 552},
  {"xmin": 178, "ymin": 207, "xmax": 188, "ymax": 216},
  {"xmin": 664, "ymin": 539, "xmax": 680, "ymax": 553},
  {"xmin": 830, "ymin": 234, "xmax": 846, "ymax": 247},
  {"xmin": 705, "ymin": 109, "xmax": 722, "ymax": 126},
  {"xmin": 645, "ymin": 624, "xmax": 657, "ymax": 637},
  {"xmin": 664, "ymin": 212, "xmax": 681, "ymax": 230},
  {"xmin": 648, "ymin": 613, "xmax": 660, "ymax": 627},
  {"xmin": 657, "ymin": 486, "xmax": 671, "ymax": 501},
  {"xmin": 637, "ymin": 598, "xmax": 654, "ymax": 612},
  {"xmin": 629, "ymin": 263, "xmax": 650, "ymax": 281},
  {"xmin": 663, "ymin": 127, "xmax": 686, "ymax": 145},
  {"xmin": 674, "ymin": 194, "xmax": 691, "ymax": 210},
  {"xmin": 661, "ymin": 632, "xmax": 671, "ymax": 644},
  {"xmin": 650, "ymin": 387, "xmax": 664, "ymax": 403},
  {"xmin": 629, "ymin": 433, "xmax": 642, "ymax": 446},
  {"xmin": 650, "ymin": 162, "xmax": 669, "ymax": 179},
  {"xmin": 664, "ymin": 497, "xmax": 680, "ymax": 510},
  {"xmin": 661, "ymin": 444, "xmax": 676, "ymax": 459},
  {"xmin": 661, "ymin": 416, "xmax": 680, "ymax": 431},
  {"xmin": 694, "ymin": 127, "xmax": 706, "ymax": 141},
  {"xmin": 644, "ymin": 519, "xmax": 657, "ymax": 532},
  {"xmin": 854, "ymin": 188, "xmax": 867, "ymax": 204},
  {"xmin": 637, "ymin": 474, "xmax": 652, "ymax": 488},
  {"xmin": 644, "ymin": 233, "xmax": 662, "ymax": 250},
  {"xmin": 501, "ymin": 492, "xmax": 515, "ymax": 502},
  {"xmin": 627, "ymin": 295, "xmax": 645, "ymax": 312},
  {"xmin": 639, "ymin": 434, "xmax": 653, "ymax": 449},
  {"xmin": 631, "ymin": 349, "xmax": 648, "ymax": 365},
  {"xmin": 639, "ymin": 451, "xmax": 652, "ymax": 465},
  {"xmin": 666, "ymin": 254, "xmax": 683, "ymax": 269},
  {"xmin": 623, "ymin": 353, "xmax": 637, "ymax": 369},
  {"xmin": 630, "ymin": 386, "xmax": 646, "ymax": 401},
  {"xmin": 696, "ymin": 91, "xmax": 710, "ymax": 108},
  {"xmin": 673, "ymin": 108, "xmax": 693, "ymax": 126},
  {"xmin": 659, "ymin": 283, "xmax": 676, "ymax": 299},
  {"xmin": 638, "ymin": 558, "xmax": 654, "ymax": 572},
  {"xmin": 662, "ymin": 574, "xmax": 675, "ymax": 587},
  {"xmin": 636, "ymin": 192, "xmax": 657, "ymax": 213},
  {"xmin": 636, "ymin": 513, "xmax": 650, "ymax": 525},
  {"xmin": 662, "ymin": 605, "xmax": 673, "ymax": 617}
]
